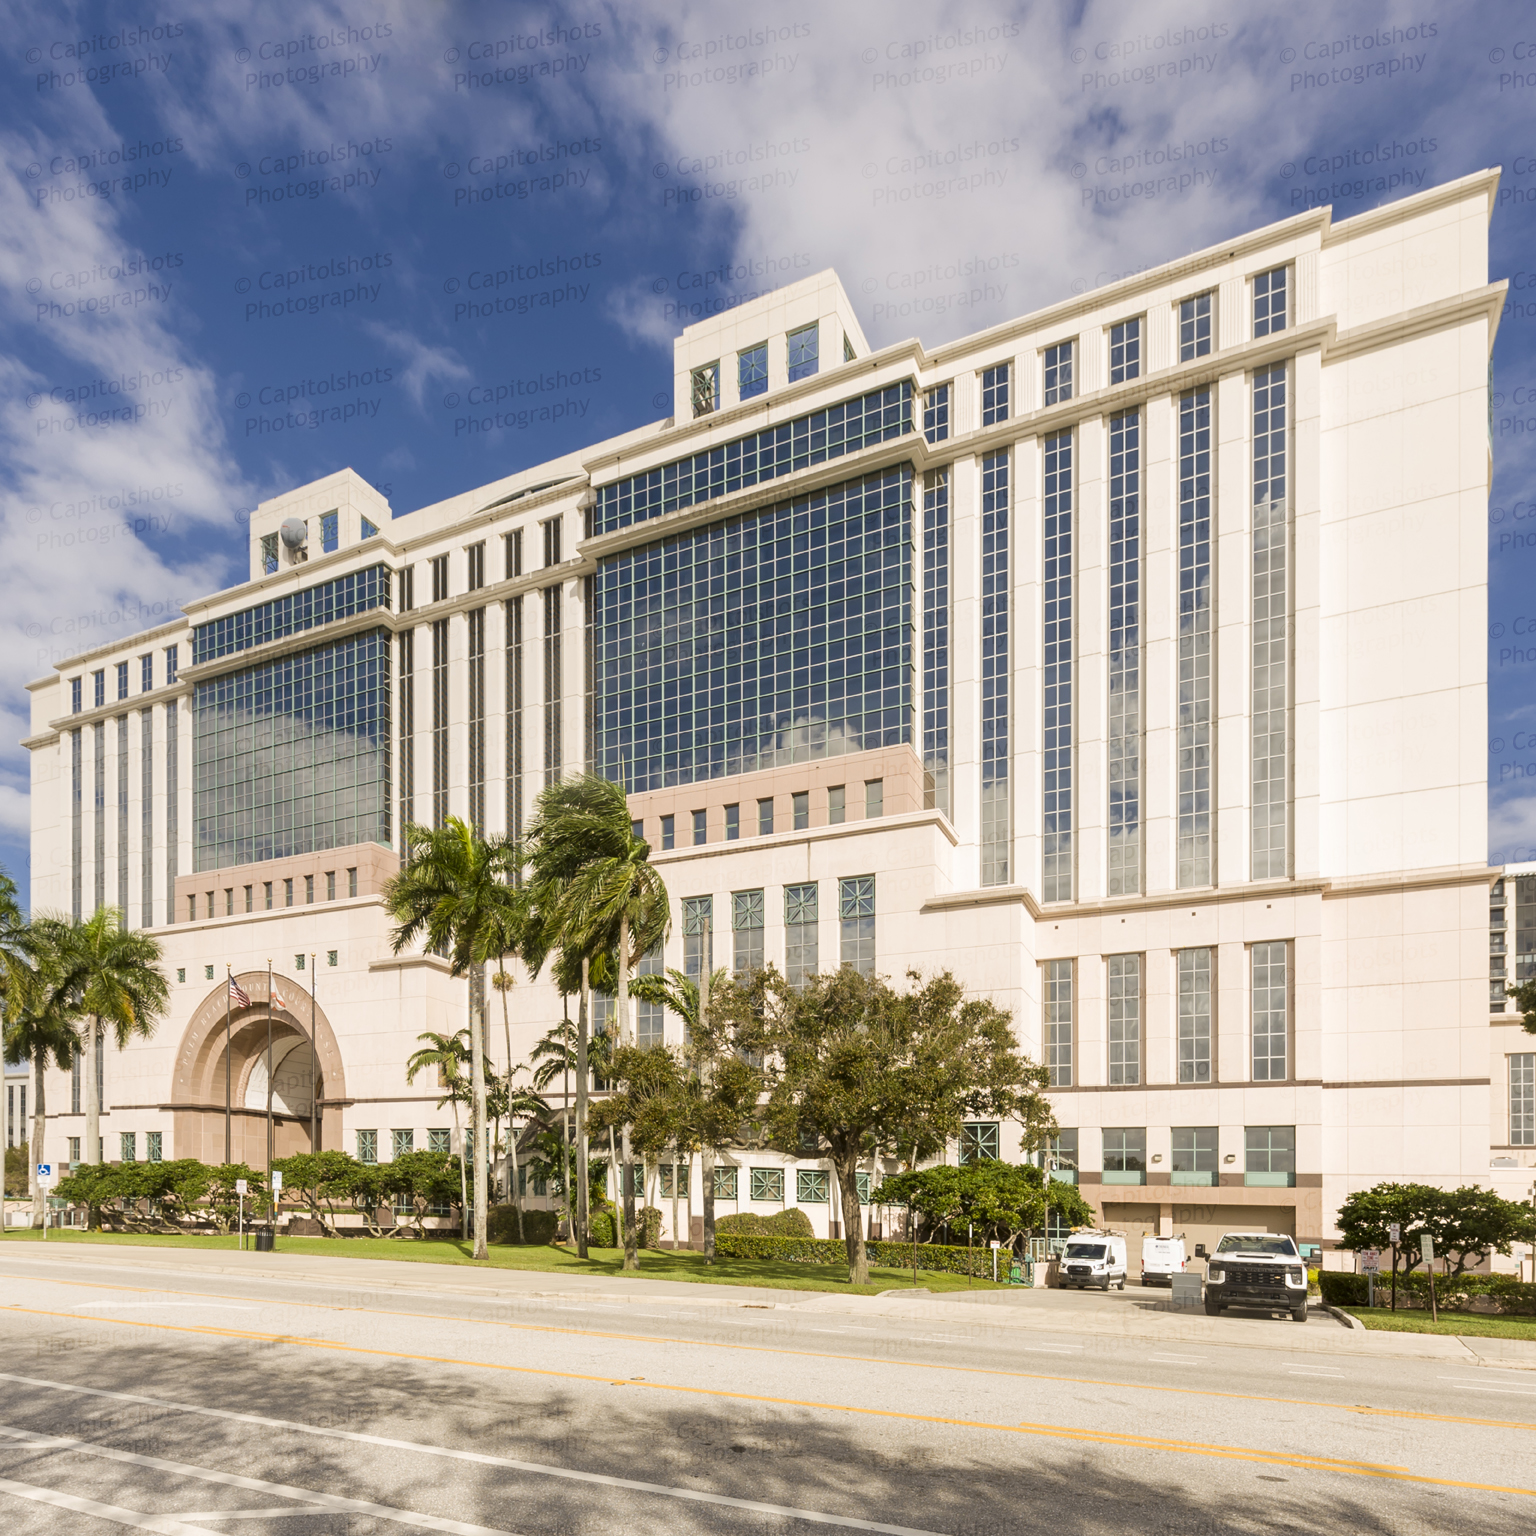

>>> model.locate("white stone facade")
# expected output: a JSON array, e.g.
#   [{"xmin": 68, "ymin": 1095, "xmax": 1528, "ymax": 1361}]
[{"xmin": 20, "ymin": 170, "xmax": 1513, "ymax": 1252}]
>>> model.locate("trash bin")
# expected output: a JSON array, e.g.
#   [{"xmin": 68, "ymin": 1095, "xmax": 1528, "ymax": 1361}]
[{"xmin": 253, "ymin": 1229, "xmax": 275, "ymax": 1252}]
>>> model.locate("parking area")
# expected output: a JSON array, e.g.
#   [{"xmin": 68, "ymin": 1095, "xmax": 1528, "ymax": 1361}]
[{"xmin": 942, "ymin": 1277, "xmax": 1345, "ymax": 1329}]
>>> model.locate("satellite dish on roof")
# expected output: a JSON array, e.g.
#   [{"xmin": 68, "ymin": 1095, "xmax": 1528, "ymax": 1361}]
[{"xmin": 279, "ymin": 518, "xmax": 308, "ymax": 549}]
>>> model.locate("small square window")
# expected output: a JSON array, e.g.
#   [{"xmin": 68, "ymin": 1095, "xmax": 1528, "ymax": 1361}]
[
  {"xmin": 358, "ymin": 1130, "xmax": 378, "ymax": 1165},
  {"xmin": 176, "ymin": 968, "xmax": 185, "ymax": 984},
  {"xmin": 690, "ymin": 362, "xmax": 719, "ymax": 418},
  {"xmin": 661, "ymin": 814, "xmax": 675, "ymax": 850},
  {"xmin": 393, "ymin": 1129, "xmax": 414, "ymax": 1159},
  {"xmin": 347, "ymin": 868, "xmax": 358, "ymax": 897},
  {"xmin": 738, "ymin": 343, "xmax": 768, "ymax": 400},
  {"xmin": 724, "ymin": 804, "xmax": 740, "ymax": 841},
  {"xmin": 1179, "ymin": 291, "xmax": 1213, "ymax": 361},
  {"xmin": 326, "ymin": 871, "xmax": 336, "ymax": 900},
  {"xmin": 692, "ymin": 809, "xmax": 706, "ymax": 846},
  {"xmin": 713, "ymin": 1165, "xmax": 739, "ymax": 1200},
  {"xmin": 660, "ymin": 1163, "xmax": 690, "ymax": 1198},
  {"xmin": 960, "ymin": 1122, "xmax": 1000, "ymax": 1164},
  {"xmin": 787, "ymin": 322, "xmax": 819, "ymax": 382},
  {"xmin": 981, "ymin": 364, "xmax": 1010, "ymax": 426},
  {"xmin": 797, "ymin": 1169, "xmax": 830, "ymax": 1203},
  {"xmin": 1109, "ymin": 318, "xmax": 1142, "ymax": 384},
  {"xmin": 757, "ymin": 798, "xmax": 774, "ymax": 836},
  {"xmin": 1253, "ymin": 266, "xmax": 1288, "ymax": 338},
  {"xmin": 827, "ymin": 786, "xmax": 846, "ymax": 825},
  {"xmin": 320, "ymin": 510, "xmax": 339, "ymax": 554},
  {"xmin": 792, "ymin": 791, "xmax": 808, "ymax": 831},
  {"xmin": 327, "ymin": 950, "xmax": 338, "ymax": 967},
  {"xmin": 750, "ymin": 1167, "xmax": 785, "ymax": 1202},
  {"xmin": 295, "ymin": 953, "xmax": 306, "ymax": 971},
  {"xmin": 1043, "ymin": 341, "xmax": 1074, "ymax": 407},
  {"xmin": 864, "ymin": 780, "xmax": 883, "ymax": 819},
  {"xmin": 923, "ymin": 382, "xmax": 951, "ymax": 444},
  {"xmin": 204, "ymin": 965, "xmax": 213, "ymax": 981},
  {"xmin": 428, "ymin": 1128, "xmax": 450, "ymax": 1153}
]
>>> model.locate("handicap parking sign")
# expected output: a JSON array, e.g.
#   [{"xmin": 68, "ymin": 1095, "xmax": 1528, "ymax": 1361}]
[{"xmin": 35, "ymin": 1164, "xmax": 53, "ymax": 1184}]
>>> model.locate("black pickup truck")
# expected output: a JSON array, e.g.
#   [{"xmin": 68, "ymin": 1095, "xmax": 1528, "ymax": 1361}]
[{"xmin": 1203, "ymin": 1231, "xmax": 1309, "ymax": 1321}]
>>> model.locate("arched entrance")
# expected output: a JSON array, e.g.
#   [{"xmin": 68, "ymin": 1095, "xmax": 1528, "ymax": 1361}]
[{"xmin": 170, "ymin": 972, "xmax": 347, "ymax": 1169}]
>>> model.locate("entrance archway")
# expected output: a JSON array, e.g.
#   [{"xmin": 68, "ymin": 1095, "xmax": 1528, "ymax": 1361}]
[{"xmin": 170, "ymin": 971, "xmax": 347, "ymax": 1168}]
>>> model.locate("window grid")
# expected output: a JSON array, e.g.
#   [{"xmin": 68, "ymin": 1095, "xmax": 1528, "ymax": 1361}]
[
  {"xmin": 787, "ymin": 322, "xmax": 819, "ymax": 382},
  {"xmin": 1107, "ymin": 954, "xmax": 1141, "ymax": 1086},
  {"xmin": 431, "ymin": 619, "xmax": 449, "ymax": 827},
  {"xmin": 691, "ymin": 362, "xmax": 719, "ymax": 417},
  {"xmin": 1253, "ymin": 266, "xmax": 1288, "ymax": 337},
  {"xmin": 357, "ymin": 1130, "xmax": 378, "ymax": 1164},
  {"xmin": 260, "ymin": 532, "xmax": 279, "ymax": 575},
  {"xmin": 543, "ymin": 584, "xmax": 562, "ymax": 787},
  {"xmin": 116, "ymin": 661, "xmax": 128, "ymax": 700},
  {"xmin": 506, "ymin": 597, "xmax": 524, "ymax": 845},
  {"xmin": 594, "ymin": 469, "xmax": 912, "ymax": 793},
  {"xmin": 468, "ymin": 607, "xmax": 485, "ymax": 830},
  {"xmin": 141, "ymin": 654, "xmax": 153, "ymax": 693},
  {"xmin": 116, "ymin": 715, "xmax": 129, "ymax": 916},
  {"xmin": 683, "ymin": 896, "xmax": 713, "ymax": 988},
  {"xmin": 594, "ymin": 382, "xmax": 910, "ymax": 534},
  {"xmin": 1252, "ymin": 940, "xmax": 1289, "ymax": 1082},
  {"xmin": 397, "ymin": 629, "xmax": 414, "ymax": 839},
  {"xmin": 467, "ymin": 541, "xmax": 485, "ymax": 591},
  {"xmin": 785, "ymin": 882, "xmax": 818, "ymax": 988},
  {"xmin": 1108, "ymin": 410, "xmax": 1142, "ymax": 895},
  {"xmin": 922, "ymin": 468, "xmax": 950, "ymax": 817},
  {"xmin": 960, "ymin": 1122, "xmax": 1000, "ymax": 1164},
  {"xmin": 757, "ymin": 798, "xmax": 774, "ymax": 835},
  {"xmin": 164, "ymin": 700, "xmax": 177, "ymax": 922},
  {"xmin": 713, "ymin": 1165, "xmax": 738, "ymax": 1199},
  {"xmin": 1512, "ymin": 1055, "xmax": 1535, "ymax": 1146},
  {"xmin": 140, "ymin": 709, "xmax": 153, "ymax": 928},
  {"xmin": 1042, "ymin": 432, "xmax": 1073, "ymax": 901},
  {"xmin": 1179, "ymin": 291, "xmax": 1212, "ymax": 360},
  {"xmin": 981, "ymin": 364, "xmax": 1010, "ymax": 426},
  {"xmin": 738, "ymin": 343, "xmax": 767, "ymax": 401},
  {"xmin": 71, "ymin": 728, "xmax": 82, "ymax": 919},
  {"xmin": 1109, "ymin": 318, "xmax": 1141, "ymax": 384},
  {"xmin": 320, "ymin": 511, "xmax": 339, "ymax": 554},
  {"xmin": 750, "ymin": 1167, "xmax": 784, "ymax": 1202},
  {"xmin": 839, "ymin": 876, "xmax": 875, "ymax": 975},
  {"xmin": 191, "ymin": 633, "xmax": 391, "ymax": 872},
  {"xmin": 1103, "ymin": 1127, "xmax": 1146, "ymax": 1173},
  {"xmin": 504, "ymin": 529, "xmax": 523, "ymax": 581},
  {"xmin": 1043, "ymin": 341, "xmax": 1073, "ymax": 406},
  {"xmin": 923, "ymin": 382, "xmax": 951, "ymax": 444},
  {"xmin": 193, "ymin": 566, "xmax": 391, "ymax": 665},
  {"xmin": 733, "ymin": 889, "xmax": 765, "ymax": 973},
  {"xmin": 797, "ymin": 1169, "xmax": 829, "ymax": 1203},
  {"xmin": 981, "ymin": 452, "xmax": 1010, "ymax": 885},
  {"xmin": 93, "ymin": 721, "xmax": 106, "ymax": 912},
  {"xmin": 431, "ymin": 555, "xmax": 449, "ymax": 601},
  {"xmin": 1044, "ymin": 958, "xmax": 1073, "ymax": 1087},
  {"xmin": 1178, "ymin": 389, "xmax": 1213, "ymax": 888},
  {"xmin": 1172, "ymin": 1126, "xmax": 1218, "ymax": 1174},
  {"xmin": 1245, "ymin": 1124, "xmax": 1295, "ymax": 1174},
  {"xmin": 1252, "ymin": 363, "xmax": 1289, "ymax": 879},
  {"xmin": 1178, "ymin": 947, "xmax": 1213, "ymax": 1084}
]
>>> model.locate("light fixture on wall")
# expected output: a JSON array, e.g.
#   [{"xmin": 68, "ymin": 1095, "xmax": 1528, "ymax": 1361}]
[
  {"xmin": 1223, "ymin": 1154, "xmax": 1237, "ymax": 1164},
  {"xmin": 1150, "ymin": 1154, "xmax": 1163, "ymax": 1163}
]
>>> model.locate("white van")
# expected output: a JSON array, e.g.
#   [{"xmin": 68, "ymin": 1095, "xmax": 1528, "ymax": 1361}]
[
  {"xmin": 1059, "ymin": 1231, "xmax": 1128, "ymax": 1290},
  {"xmin": 1141, "ymin": 1235, "xmax": 1186, "ymax": 1286}
]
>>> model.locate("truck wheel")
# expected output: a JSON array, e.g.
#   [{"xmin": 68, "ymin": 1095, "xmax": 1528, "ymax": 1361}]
[
  {"xmin": 1292, "ymin": 1302, "xmax": 1308, "ymax": 1323},
  {"xmin": 1204, "ymin": 1297, "xmax": 1223, "ymax": 1316},
  {"xmin": 1101, "ymin": 1278, "xmax": 1112, "ymax": 1291},
  {"xmin": 1117, "ymin": 1277, "xmax": 1127, "ymax": 1291}
]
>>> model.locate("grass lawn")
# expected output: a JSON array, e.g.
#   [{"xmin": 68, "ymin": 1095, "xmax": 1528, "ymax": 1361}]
[
  {"xmin": 1344, "ymin": 1304, "xmax": 1536, "ymax": 1341},
  {"xmin": 0, "ymin": 1228, "xmax": 1008, "ymax": 1296}
]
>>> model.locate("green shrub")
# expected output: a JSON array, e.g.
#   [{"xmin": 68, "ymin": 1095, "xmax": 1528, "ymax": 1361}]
[
  {"xmin": 714, "ymin": 1233, "xmax": 998, "ymax": 1276},
  {"xmin": 1317, "ymin": 1271, "xmax": 1373, "ymax": 1306},
  {"xmin": 637, "ymin": 1206, "xmax": 664, "ymax": 1248},
  {"xmin": 588, "ymin": 1210, "xmax": 616, "ymax": 1248},
  {"xmin": 716, "ymin": 1208, "xmax": 815, "ymax": 1238},
  {"xmin": 489, "ymin": 1205, "xmax": 559, "ymax": 1245},
  {"xmin": 1317, "ymin": 1268, "xmax": 1536, "ymax": 1315}
]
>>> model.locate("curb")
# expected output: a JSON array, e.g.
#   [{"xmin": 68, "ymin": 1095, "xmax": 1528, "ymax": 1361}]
[{"xmin": 1324, "ymin": 1303, "xmax": 1365, "ymax": 1331}]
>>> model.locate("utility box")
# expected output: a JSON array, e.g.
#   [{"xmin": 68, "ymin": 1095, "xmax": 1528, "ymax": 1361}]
[{"xmin": 1170, "ymin": 1272, "xmax": 1203, "ymax": 1307}]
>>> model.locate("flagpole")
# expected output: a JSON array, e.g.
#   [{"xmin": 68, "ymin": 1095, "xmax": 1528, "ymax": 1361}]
[
  {"xmin": 266, "ymin": 958, "xmax": 274, "ymax": 1176},
  {"xmin": 224, "ymin": 966, "xmax": 232, "ymax": 1165},
  {"xmin": 309, "ymin": 955, "xmax": 317, "ymax": 1154}
]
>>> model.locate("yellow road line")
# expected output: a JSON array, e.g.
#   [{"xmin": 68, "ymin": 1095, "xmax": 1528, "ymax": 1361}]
[
  {"xmin": 7, "ymin": 1273, "xmax": 1534, "ymax": 1436},
  {"xmin": 2, "ymin": 1302, "xmax": 1533, "ymax": 1498}
]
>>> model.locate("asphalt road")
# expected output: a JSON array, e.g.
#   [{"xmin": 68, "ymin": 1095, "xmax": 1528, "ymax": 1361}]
[{"xmin": 0, "ymin": 1244, "xmax": 1532, "ymax": 1535}]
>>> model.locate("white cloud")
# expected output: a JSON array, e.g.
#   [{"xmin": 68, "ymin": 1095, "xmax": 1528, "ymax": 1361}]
[{"xmin": 361, "ymin": 321, "xmax": 470, "ymax": 411}]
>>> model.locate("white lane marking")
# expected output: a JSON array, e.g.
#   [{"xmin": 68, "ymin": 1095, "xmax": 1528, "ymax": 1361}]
[
  {"xmin": 177, "ymin": 1511, "xmax": 328, "ymax": 1522},
  {"xmin": 1027, "ymin": 1345, "xmax": 1084, "ymax": 1353},
  {"xmin": 1151, "ymin": 1354, "xmax": 1206, "ymax": 1364},
  {"xmin": 1436, "ymin": 1378, "xmax": 1536, "ymax": 1396},
  {"xmin": 1287, "ymin": 1368, "xmax": 1344, "ymax": 1377},
  {"xmin": 0, "ymin": 1425, "xmax": 514, "ymax": 1535},
  {"xmin": 0, "ymin": 1473, "xmax": 226, "ymax": 1534},
  {"xmin": 0, "ymin": 1375, "xmax": 950, "ymax": 1536},
  {"xmin": 72, "ymin": 1302, "xmax": 259, "ymax": 1311}
]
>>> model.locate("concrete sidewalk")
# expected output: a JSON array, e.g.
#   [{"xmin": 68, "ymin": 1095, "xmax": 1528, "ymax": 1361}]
[{"xmin": 3, "ymin": 1239, "xmax": 1529, "ymax": 1366}]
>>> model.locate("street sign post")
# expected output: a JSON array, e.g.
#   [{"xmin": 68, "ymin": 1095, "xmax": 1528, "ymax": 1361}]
[
  {"xmin": 990, "ymin": 1239, "xmax": 1001, "ymax": 1284},
  {"xmin": 1420, "ymin": 1234, "xmax": 1438, "ymax": 1321},
  {"xmin": 1361, "ymin": 1247, "xmax": 1380, "ymax": 1308},
  {"xmin": 36, "ymin": 1165, "xmax": 53, "ymax": 1241},
  {"xmin": 1387, "ymin": 1223, "xmax": 1401, "ymax": 1309},
  {"xmin": 235, "ymin": 1178, "xmax": 247, "ymax": 1249}
]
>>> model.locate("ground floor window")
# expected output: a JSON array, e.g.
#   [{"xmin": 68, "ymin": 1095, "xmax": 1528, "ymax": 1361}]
[
  {"xmin": 660, "ymin": 1163, "xmax": 690, "ymax": 1198},
  {"xmin": 147, "ymin": 1132, "xmax": 162, "ymax": 1162},
  {"xmin": 713, "ymin": 1165, "xmax": 738, "ymax": 1200},
  {"xmin": 357, "ymin": 1130, "xmax": 378, "ymax": 1164},
  {"xmin": 797, "ymin": 1169, "xmax": 830, "ymax": 1203},
  {"xmin": 120, "ymin": 1133, "xmax": 136, "ymax": 1163},
  {"xmin": 428, "ymin": 1128, "xmax": 450, "ymax": 1153},
  {"xmin": 393, "ymin": 1129, "xmax": 414, "ymax": 1159},
  {"xmin": 750, "ymin": 1167, "xmax": 784, "ymax": 1202},
  {"xmin": 1512, "ymin": 1055, "xmax": 1535, "ymax": 1146},
  {"xmin": 961, "ymin": 1122, "xmax": 1000, "ymax": 1163}
]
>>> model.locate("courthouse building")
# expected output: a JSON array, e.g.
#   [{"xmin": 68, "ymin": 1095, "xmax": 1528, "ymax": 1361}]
[{"xmin": 20, "ymin": 169, "xmax": 1513, "ymax": 1254}]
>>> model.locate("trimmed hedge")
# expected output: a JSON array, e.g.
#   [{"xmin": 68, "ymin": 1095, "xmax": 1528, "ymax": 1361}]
[
  {"xmin": 1319, "ymin": 1268, "xmax": 1536, "ymax": 1315},
  {"xmin": 713, "ymin": 1233, "xmax": 1001, "ymax": 1275},
  {"xmin": 715, "ymin": 1209, "xmax": 815, "ymax": 1238},
  {"xmin": 489, "ymin": 1205, "xmax": 559, "ymax": 1245},
  {"xmin": 589, "ymin": 1210, "xmax": 616, "ymax": 1248}
]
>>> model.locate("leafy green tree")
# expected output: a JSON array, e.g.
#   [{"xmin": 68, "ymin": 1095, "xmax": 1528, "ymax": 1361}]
[
  {"xmin": 0, "ymin": 924, "xmax": 79, "ymax": 1219},
  {"xmin": 1432, "ymin": 1184, "xmax": 1536, "ymax": 1275},
  {"xmin": 1339, "ymin": 1180, "xmax": 1536, "ymax": 1278},
  {"xmin": 877, "ymin": 1160, "xmax": 1092, "ymax": 1249},
  {"xmin": 524, "ymin": 774, "xmax": 670, "ymax": 1271},
  {"xmin": 384, "ymin": 817, "xmax": 521, "ymax": 1260},
  {"xmin": 733, "ymin": 966, "xmax": 1056, "ymax": 1285},
  {"xmin": 405, "ymin": 1029, "xmax": 473, "ymax": 1237},
  {"xmin": 204, "ymin": 1164, "xmax": 265, "ymax": 1233},
  {"xmin": 43, "ymin": 907, "xmax": 168, "ymax": 1195},
  {"xmin": 272, "ymin": 1149, "xmax": 366, "ymax": 1237},
  {"xmin": 55, "ymin": 1162, "xmax": 125, "ymax": 1228}
]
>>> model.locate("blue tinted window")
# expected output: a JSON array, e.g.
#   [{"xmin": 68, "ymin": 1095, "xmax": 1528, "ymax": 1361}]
[
  {"xmin": 982, "ymin": 365, "xmax": 1009, "ymax": 426},
  {"xmin": 923, "ymin": 383, "xmax": 950, "ymax": 444},
  {"xmin": 787, "ymin": 322, "xmax": 819, "ymax": 382},
  {"xmin": 595, "ymin": 468, "xmax": 913, "ymax": 793},
  {"xmin": 739, "ymin": 343, "xmax": 768, "ymax": 400},
  {"xmin": 193, "ymin": 565, "xmax": 391, "ymax": 664},
  {"xmin": 594, "ymin": 383, "xmax": 911, "ymax": 535},
  {"xmin": 71, "ymin": 677, "xmax": 82, "ymax": 713},
  {"xmin": 192, "ymin": 629, "xmax": 392, "ymax": 871},
  {"xmin": 321, "ymin": 511, "xmax": 339, "ymax": 553}
]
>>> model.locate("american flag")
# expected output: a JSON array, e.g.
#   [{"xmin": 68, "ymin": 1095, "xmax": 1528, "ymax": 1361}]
[{"xmin": 228, "ymin": 978, "xmax": 251, "ymax": 1008}]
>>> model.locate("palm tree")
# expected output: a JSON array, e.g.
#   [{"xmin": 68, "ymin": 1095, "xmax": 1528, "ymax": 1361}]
[
  {"xmin": 0, "ymin": 925, "xmax": 79, "ymax": 1223},
  {"xmin": 530, "ymin": 1018, "xmax": 576, "ymax": 1238},
  {"xmin": 46, "ymin": 907, "xmax": 169, "ymax": 1178},
  {"xmin": 502, "ymin": 1078, "xmax": 549, "ymax": 1241},
  {"xmin": 405, "ymin": 1029, "xmax": 472, "ymax": 1239},
  {"xmin": 525, "ymin": 774, "xmax": 670, "ymax": 1272},
  {"xmin": 384, "ymin": 817, "xmax": 520, "ymax": 1261}
]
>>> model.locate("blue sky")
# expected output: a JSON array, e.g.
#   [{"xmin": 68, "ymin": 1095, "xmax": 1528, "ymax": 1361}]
[{"xmin": 1, "ymin": 0, "xmax": 1532, "ymax": 903}]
